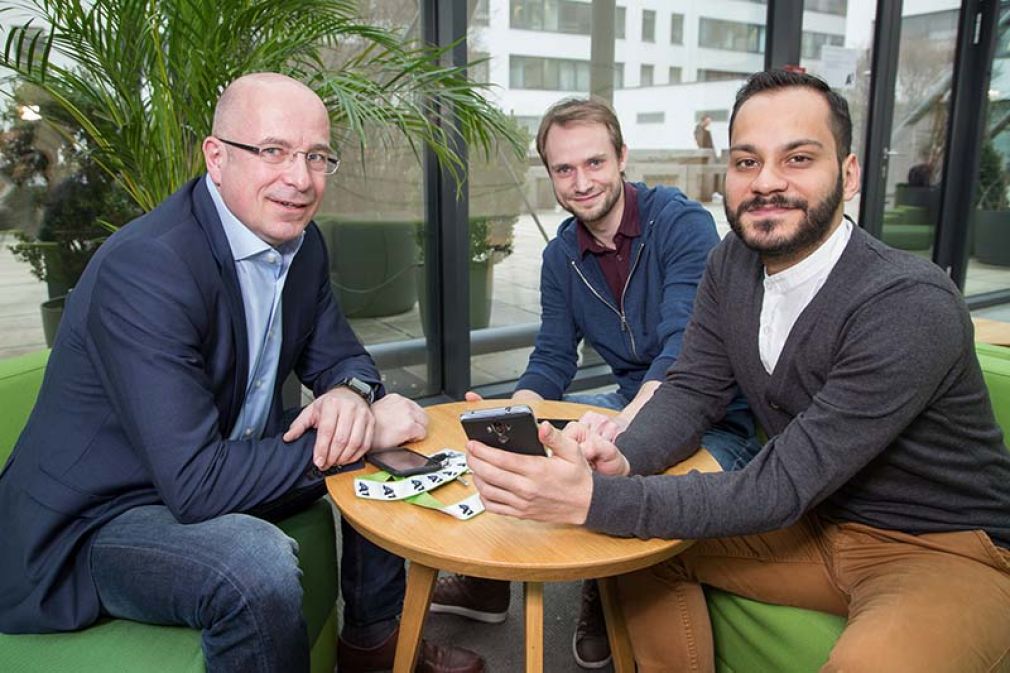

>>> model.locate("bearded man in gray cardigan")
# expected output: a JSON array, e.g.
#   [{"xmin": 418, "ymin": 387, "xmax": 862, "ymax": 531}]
[{"xmin": 467, "ymin": 69, "xmax": 1010, "ymax": 673}]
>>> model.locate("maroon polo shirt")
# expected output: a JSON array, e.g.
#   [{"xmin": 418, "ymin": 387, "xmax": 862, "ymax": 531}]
[{"xmin": 576, "ymin": 182, "xmax": 640, "ymax": 309}]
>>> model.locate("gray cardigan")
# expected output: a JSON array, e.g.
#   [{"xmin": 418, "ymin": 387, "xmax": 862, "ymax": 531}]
[{"xmin": 586, "ymin": 226, "xmax": 1010, "ymax": 548}]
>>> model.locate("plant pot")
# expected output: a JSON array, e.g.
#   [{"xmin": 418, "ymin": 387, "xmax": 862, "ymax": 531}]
[
  {"xmin": 417, "ymin": 259, "xmax": 495, "ymax": 331},
  {"xmin": 972, "ymin": 209, "xmax": 1010, "ymax": 266},
  {"xmin": 314, "ymin": 217, "xmax": 419, "ymax": 318},
  {"xmin": 41, "ymin": 295, "xmax": 66, "ymax": 347}
]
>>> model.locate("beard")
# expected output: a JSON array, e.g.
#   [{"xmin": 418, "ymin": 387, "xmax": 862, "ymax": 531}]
[
  {"xmin": 726, "ymin": 172, "xmax": 844, "ymax": 260},
  {"xmin": 558, "ymin": 179, "xmax": 623, "ymax": 226}
]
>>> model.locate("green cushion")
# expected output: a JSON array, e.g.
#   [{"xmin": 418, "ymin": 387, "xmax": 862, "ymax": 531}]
[
  {"xmin": 0, "ymin": 351, "xmax": 338, "ymax": 673},
  {"xmin": 710, "ymin": 341, "xmax": 1010, "ymax": 670},
  {"xmin": 0, "ymin": 350, "xmax": 49, "ymax": 465},
  {"xmin": 709, "ymin": 588, "xmax": 845, "ymax": 673},
  {"xmin": 881, "ymin": 223, "xmax": 934, "ymax": 251},
  {"xmin": 976, "ymin": 342, "xmax": 1010, "ymax": 446}
]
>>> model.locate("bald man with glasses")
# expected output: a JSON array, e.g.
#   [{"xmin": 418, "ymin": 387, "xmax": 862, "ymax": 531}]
[{"xmin": 0, "ymin": 73, "xmax": 484, "ymax": 673}]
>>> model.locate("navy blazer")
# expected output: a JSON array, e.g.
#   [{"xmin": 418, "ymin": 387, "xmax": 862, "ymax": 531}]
[{"xmin": 0, "ymin": 178, "xmax": 381, "ymax": 633}]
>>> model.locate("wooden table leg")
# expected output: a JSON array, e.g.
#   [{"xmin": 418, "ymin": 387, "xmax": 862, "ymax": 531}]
[
  {"xmin": 523, "ymin": 581, "xmax": 544, "ymax": 673},
  {"xmin": 393, "ymin": 562, "xmax": 438, "ymax": 673},
  {"xmin": 598, "ymin": 576, "xmax": 635, "ymax": 673}
]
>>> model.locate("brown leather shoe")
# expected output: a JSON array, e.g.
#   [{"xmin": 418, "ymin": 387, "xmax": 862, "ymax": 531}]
[
  {"xmin": 428, "ymin": 574, "xmax": 510, "ymax": 623},
  {"xmin": 572, "ymin": 579, "xmax": 611, "ymax": 669},
  {"xmin": 337, "ymin": 627, "xmax": 485, "ymax": 673}
]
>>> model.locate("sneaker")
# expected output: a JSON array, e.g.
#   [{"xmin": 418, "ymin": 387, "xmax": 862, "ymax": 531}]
[
  {"xmin": 428, "ymin": 574, "xmax": 510, "ymax": 624},
  {"xmin": 572, "ymin": 579, "xmax": 611, "ymax": 669}
]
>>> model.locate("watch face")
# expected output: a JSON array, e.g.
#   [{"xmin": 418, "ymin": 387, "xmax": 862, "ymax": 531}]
[{"xmin": 345, "ymin": 377, "xmax": 374, "ymax": 402}]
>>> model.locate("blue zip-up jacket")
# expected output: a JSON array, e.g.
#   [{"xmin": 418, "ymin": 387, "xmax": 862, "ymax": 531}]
[{"xmin": 517, "ymin": 182, "xmax": 718, "ymax": 403}]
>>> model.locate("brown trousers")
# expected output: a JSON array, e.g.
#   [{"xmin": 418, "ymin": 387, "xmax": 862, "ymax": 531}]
[{"xmin": 617, "ymin": 515, "xmax": 1010, "ymax": 673}]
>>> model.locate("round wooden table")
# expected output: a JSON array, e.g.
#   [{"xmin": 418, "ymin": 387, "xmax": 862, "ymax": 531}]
[{"xmin": 326, "ymin": 399, "xmax": 721, "ymax": 673}]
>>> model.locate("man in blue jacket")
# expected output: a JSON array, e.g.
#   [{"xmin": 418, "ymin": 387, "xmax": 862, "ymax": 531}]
[
  {"xmin": 0, "ymin": 73, "xmax": 482, "ymax": 673},
  {"xmin": 431, "ymin": 98, "xmax": 758, "ymax": 669}
]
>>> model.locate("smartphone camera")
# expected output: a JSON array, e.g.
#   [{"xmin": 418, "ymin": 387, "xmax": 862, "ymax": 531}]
[{"xmin": 489, "ymin": 421, "xmax": 511, "ymax": 443}]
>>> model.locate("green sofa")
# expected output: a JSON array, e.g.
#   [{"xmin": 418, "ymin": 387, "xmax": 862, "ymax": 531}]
[
  {"xmin": 707, "ymin": 341, "xmax": 1010, "ymax": 672},
  {"xmin": 0, "ymin": 350, "xmax": 340, "ymax": 673}
]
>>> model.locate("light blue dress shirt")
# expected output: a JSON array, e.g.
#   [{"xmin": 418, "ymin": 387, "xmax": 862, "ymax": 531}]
[{"xmin": 205, "ymin": 176, "xmax": 304, "ymax": 441}]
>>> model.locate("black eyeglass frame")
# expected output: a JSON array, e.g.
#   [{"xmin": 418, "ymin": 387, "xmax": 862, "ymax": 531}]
[{"xmin": 216, "ymin": 137, "xmax": 340, "ymax": 175}]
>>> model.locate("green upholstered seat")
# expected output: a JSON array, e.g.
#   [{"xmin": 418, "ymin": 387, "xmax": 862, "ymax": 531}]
[
  {"xmin": 0, "ymin": 350, "xmax": 339, "ymax": 673},
  {"xmin": 708, "ymin": 341, "xmax": 1010, "ymax": 672}
]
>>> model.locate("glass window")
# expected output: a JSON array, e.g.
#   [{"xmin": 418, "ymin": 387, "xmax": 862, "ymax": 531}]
[
  {"xmin": 642, "ymin": 9, "xmax": 656, "ymax": 43},
  {"xmin": 510, "ymin": 0, "xmax": 592, "ymax": 35},
  {"xmin": 697, "ymin": 68, "xmax": 751, "ymax": 82},
  {"xmin": 967, "ymin": 3, "xmax": 1010, "ymax": 297},
  {"xmin": 805, "ymin": 0, "xmax": 847, "ymax": 15},
  {"xmin": 465, "ymin": 1, "xmax": 770, "ymax": 391},
  {"xmin": 637, "ymin": 111, "xmax": 665, "ymax": 124},
  {"xmin": 801, "ymin": 0, "xmax": 872, "ymax": 223},
  {"xmin": 801, "ymin": 31, "xmax": 845, "ymax": 60},
  {"xmin": 695, "ymin": 109, "xmax": 729, "ymax": 122},
  {"xmin": 671, "ymin": 14, "xmax": 684, "ymax": 45},
  {"xmin": 698, "ymin": 18, "xmax": 765, "ymax": 54},
  {"xmin": 640, "ymin": 64, "xmax": 654, "ymax": 87}
]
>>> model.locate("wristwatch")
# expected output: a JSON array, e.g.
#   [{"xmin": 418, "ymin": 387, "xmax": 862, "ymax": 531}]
[{"xmin": 336, "ymin": 377, "xmax": 377, "ymax": 405}]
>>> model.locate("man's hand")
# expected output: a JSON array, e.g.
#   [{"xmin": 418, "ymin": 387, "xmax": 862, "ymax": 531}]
[
  {"xmin": 562, "ymin": 421, "xmax": 630, "ymax": 476},
  {"xmin": 463, "ymin": 389, "xmax": 543, "ymax": 404},
  {"xmin": 283, "ymin": 386, "xmax": 374, "ymax": 469},
  {"xmin": 577, "ymin": 411, "xmax": 629, "ymax": 442},
  {"xmin": 467, "ymin": 421, "xmax": 594, "ymax": 524},
  {"xmin": 371, "ymin": 394, "xmax": 429, "ymax": 449}
]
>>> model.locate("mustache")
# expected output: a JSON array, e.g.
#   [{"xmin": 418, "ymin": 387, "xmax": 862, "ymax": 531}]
[{"xmin": 736, "ymin": 194, "xmax": 808, "ymax": 218}]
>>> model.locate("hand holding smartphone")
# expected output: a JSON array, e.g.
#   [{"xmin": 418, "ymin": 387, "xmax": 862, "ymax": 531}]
[{"xmin": 459, "ymin": 405, "xmax": 547, "ymax": 457}]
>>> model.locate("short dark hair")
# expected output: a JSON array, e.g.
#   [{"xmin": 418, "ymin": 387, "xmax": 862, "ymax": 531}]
[
  {"xmin": 729, "ymin": 70, "xmax": 852, "ymax": 161},
  {"xmin": 535, "ymin": 97, "xmax": 624, "ymax": 169}
]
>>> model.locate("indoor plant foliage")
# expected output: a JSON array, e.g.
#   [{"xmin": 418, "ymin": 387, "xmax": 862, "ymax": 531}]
[{"xmin": 0, "ymin": 0, "xmax": 524, "ymax": 214}]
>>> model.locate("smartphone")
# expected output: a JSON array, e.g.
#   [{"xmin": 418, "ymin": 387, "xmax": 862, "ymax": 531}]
[
  {"xmin": 459, "ymin": 405, "xmax": 547, "ymax": 457},
  {"xmin": 366, "ymin": 447, "xmax": 443, "ymax": 478}
]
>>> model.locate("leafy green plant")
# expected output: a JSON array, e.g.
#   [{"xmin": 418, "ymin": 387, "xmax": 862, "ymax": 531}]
[
  {"xmin": 8, "ymin": 151, "xmax": 140, "ymax": 293},
  {"xmin": 975, "ymin": 138, "xmax": 1009, "ymax": 212},
  {"xmin": 0, "ymin": 0, "xmax": 524, "ymax": 213}
]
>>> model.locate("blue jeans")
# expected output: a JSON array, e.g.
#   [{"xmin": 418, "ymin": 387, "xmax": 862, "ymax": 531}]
[
  {"xmin": 564, "ymin": 389, "xmax": 761, "ymax": 471},
  {"xmin": 91, "ymin": 498, "xmax": 405, "ymax": 673}
]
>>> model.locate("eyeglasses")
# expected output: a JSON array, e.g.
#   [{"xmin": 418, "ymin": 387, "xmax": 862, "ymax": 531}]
[{"xmin": 216, "ymin": 138, "xmax": 340, "ymax": 175}]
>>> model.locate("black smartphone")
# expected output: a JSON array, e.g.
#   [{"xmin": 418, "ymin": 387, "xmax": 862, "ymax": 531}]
[
  {"xmin": 366, "ymin": 447, "xmax": 443, "ymax": 478},
  {"xmin": 459, "ymin": 405, "xmax": 547, "ymax": 457}
]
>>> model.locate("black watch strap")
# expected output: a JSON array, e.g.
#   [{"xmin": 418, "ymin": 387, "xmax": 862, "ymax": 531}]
[{"xmin": 337, "ymin": 377, "xmax": 377, "ymax": 404}]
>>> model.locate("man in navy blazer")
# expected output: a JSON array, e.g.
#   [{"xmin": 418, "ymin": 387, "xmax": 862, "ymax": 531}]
[{"xmin": 0, "ymin": 73, "xmax": 484, "ymax": 673}]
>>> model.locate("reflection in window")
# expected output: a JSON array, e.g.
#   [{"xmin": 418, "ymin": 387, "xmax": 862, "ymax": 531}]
[
  {"xmin": 670, "ymin": 14, "xmax": 684, "ymax": 45},
  {"xmin": 669, "ymin": 66, "xmax": 682, "ymax": 84},
  {"xmin": 510, "ymin": 55, "xmax": 624, "ymax": 91},
  {"xmin": 616, "ymin": 6, "xmax": 626, "ymax": 39},
  {"xmin": 801, "ymin": 31, "xmax": 845, "ymax": 60},
  {"xmin": 642, "ymin": 9, "xmax": 656, "ymax": 42},
  {"xmin": 640, "ymin": 64, "xmax": 654, "ymax": 87},
  {"xmin": 698, "ymin": 17, "xmax": 765, "ymax": 54}
]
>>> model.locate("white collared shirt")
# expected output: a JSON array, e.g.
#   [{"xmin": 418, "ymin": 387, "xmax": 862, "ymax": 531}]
[
  {"xmin": 205, "ymin": 175, "xmax": 304, "ymax": 440},
  {"xmin": 759, "ymin": 218, "xmax": 853, "ymax": 374}
]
